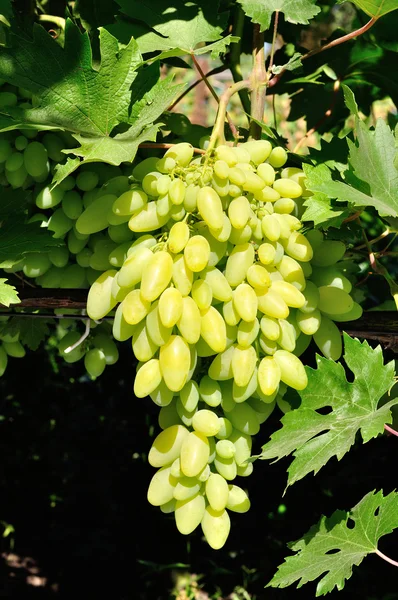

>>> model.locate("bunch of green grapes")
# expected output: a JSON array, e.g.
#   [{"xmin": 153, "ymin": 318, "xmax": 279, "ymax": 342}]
[
  {"xmin": 0, "ymin": 322, "xmax": 26, "ymax": 376},
  {"xmin": 81, "ymin": 140, "xmax": 361, "ymax": 548}
]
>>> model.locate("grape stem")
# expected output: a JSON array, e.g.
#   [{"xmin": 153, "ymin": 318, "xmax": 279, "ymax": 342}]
[
  {"xmin": 384, "ymin": 424, "xmax": 398, "ymax": 438},
  {"xmin": 191, "ymin": 55, "xmax": 240, "ymax": 142},
  {"xmin": 167, "ymin": 65, "xmax": 228, "ymax": 111},
  {"xmin": 64, "ymin": 318, "xmax": 91, "ymax": 354},
  {"xmin": 229, "ymin": 6, "xmax": 251, "ymax": 116},
  {"xmin": 249, "ymin": 23, "xmax": 267, "ymax": 140}
]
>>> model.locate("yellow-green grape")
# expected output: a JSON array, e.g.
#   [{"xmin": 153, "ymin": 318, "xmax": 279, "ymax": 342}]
[
  {"xmin": 293, "ymin": 332, "xmax": 312, "ymax": 357},
  {"xmin": 226, "ymin": 485, "xmax": 250, "ymax": 513},
  {"xmin": 208, "ymin": 346, "xmax": 234, "ymax": 381},
  {"xmin": 156, "ymin": 156, "xmax": 176, "ymax": 174},
  {"xmin": 199, "ymin": 375, "xmax": 222, "ymax": 407},
  {"xmin": 216, "ymin": 416, "xmax": 233, "ymax": 440},
  {"xmin": 192, "ymin": 409, "xmax": 220, "ymax": 436},
  {"xmin": 175, "ymin": 493, "xmax": 206, "ymax": 535},
  {"xmin": 222, "ymin": 299, "xmax": 240, "ymax": 326},
  {"xmin": 160, "ymin": 498, "xmax": 176, "ymax": 514},
  {"xmin": 84, "ymin": 348, "xmax": 106, "ymax": 379},
  {"xmin": 147, "ymin": 466, "xmax": 177, "ymax": 506},
  {"xmin": 325, "ymin": 302, "xmax": 363, "ymax": 322},
  {"xmin": 214, "ymin": 145, "xmax": 238, "ymax": 166},
  {"xmin": 310, "ymin": 266, "xmax": 352, "ymax": 293},
  {"xmin": 58, "ymin": 331, "xmax": 85, "ymax": 363},
  {"xmin": 127, "ymin": 234, "xmax": 157, "ymax": 254},
  {"xmin": 298, "ymin": 280, "xmax": 319, "ymax": 313},
  {"xmin": 242, "ymin": 139, "xmax": 272, "ymax": 164},
  {"xmin": 214, "ymin": 454, "xmax": 237, "ymax": 480},
  {"xmin": 233, "ymin": 283, "xmax": 258, "ymax": 322},
  {"xmin": 128, "ymin": 201, "xmax": 169, "ymax": 232},
  {"xmin": 283, "ymin": 231, "xmax": 313, "ymax": 262},
  {"xmin": 76, "ymin": 171, "xmax": 99, "ymax": 192},
  {"xmin": 242, "ymin": 171, "xmax": 266, "ymax": 194},
  {"xmin": 232, "ymin": 146, "xmax": 250, "ymax": 163},
  {"xmin": 201, "ymin": 506, "xmax": 231, "ymax": 550},
  {"xmin": 225, "ymin": 243, "xmax": 255, "ymax": 287},
  {"xmin": 35, "ymin": 185, "xmax": 64, "ymax": 209},
  {"xmin": 146, "ymin": 302, "xmax": 172, "ymax": 346},
  {"xmin": 196, "ymin": 186, "xmax": 224, "ymax": 231},
  {"xmin": 117, "ymin": 247, "xmax": 153, "ymax": 288},
  {"xmin": 237, "ymin": 319, "xmax": 260, "ymax": 348},
  {"xmin": 47, "ymin": 208, "xmax": 73, "ymax": 238},
  {"xmin": 142, "ymin": 172, "xmax": 161, "ymax": 196},
  {"xmin": 257, "ymin": 289, "xmax": 289, "ymax": 319},
  {"xmin": 172, "ymin": 253, "xmax": 193, "ymax": 296},
  {"xmin": 86, "ymin": 269, "xmax": 119, "ymax": 319},
  {"xmin": 270, "ymin": 281, "xmax": 306, "ymax": 309},
  {"xmin": 231, "ymin": 345, "xmax": 256, "ymax": 388},
  {"xmin": 313, "ymin": 314, "xmax": 342, "ymax": 360},
  {"xmin": 158, "ymin": 287, "xmax": 183, "ymax": 328},
  {"xmin": 140, "ymin": 251, "xmax": 173, "ymax": 302},
  {"xmin": 92, "ymin": 333, "xmax": 119, "ymax": 364},
  {"xmin": 122, "ymin": 289, "xmax": 151, "ymax": 325},
  {"xmin": 0, "ymin": 346, "xmax": 8, "ymax": 376},
  {"xmin": 215, "ymin": 440, "xmax": 235, "ymax": 460},
  {"xmin": 158, "ymin": 399, "xmax": 180, "ymax": 429},
  {"xmin": 311, "ymin": 240, "xmax": 346, "ymax": 267},
  {"xmin": 132, "ymin": 321, "xmax": 158, "ymax": 361},
  {"xmin": 277, "ymin": 255, "xmax": 306, "ymax": 291},
  {"xmin": 3, "ymin": 341, "xmax": 25, "ymax": 358},
  {"xmin": 134, "ymin": 358, "xmax": 162, "ymax": 398},
  {"xmin": 228, "ymin": 166, "xmax": 246, "ymax": 187},
  {"xmin": 180, "ymin": 380, "xmax": 200, "ymax": 412},
  {"xmin": 24, "ymin": 141, "xmax": 48, "ymax": 177},
  {"xmin": 258, "ymin": 356, "xmax": 281, "ymax": 396},
  {"xmin": 184, "ymin": 235, "xmax": 210, "ymax": 272},
  {"xmin": 259, "ymin": 334, "xmax": 277, "ymax": 355},
  {"xmin": 213, "ymin": 159, "xmax": 229, "ymax": 179},
  {"xmin": 305, "ymin": 229, "xmax": 324, "ymax": 249},
  {"xmin": 258, "ymin": 242, "xmax": 276, "ymax": 265},
  {"xmin": 208, "ymin": 213, "xmax": 231, "ymax": 244},
  {"xmin": 296, "ymin": 309, "xmax": 322, "ymax": 335},
  {"xmin": 236, "ymin": 462, "xmax": 253, "ymax": 477},
  {"xmin": 47, "ymin": 246, "xmax": 69, "ymax": 269},
  {"xmin": 183, "ymin": 184, "xmax": 199, "ymax": 211},
  {"xmin": 228, "ymin": 403, "xmax": 260, "ymax": 436},
  {"xmin": 200, "ymin": 306, "xmax": 227, "ymax": 353},
  {"xmin": 261, "ymin": 214, "xmax": 280, "ymax": 241},
  {"xmin": 75, "ymin": 194, "xmax": 115, "ymax": 235},
  {"xmin": 180, "ymin": 431, "xmax": 210, "ymax": 477},
  {"xmin": 176, "ymin": 397, "xmax": 196, "ymax": 426},
  {"xmin": 268, "ymin": 146, "xmax": 288, "ymax": 168},
  {"xmin": 164, "ymin": 142, "xmax": 194, "ymax": 167},
  {"xmin": 150, "ymin": 380, "xmax": 174, "ymax": 407},
  {"xmin": 317, "ymin": 286, "xmax": 354, "ymax": 315},
  {"xmin": 273, "ymin": 350, "xmax": 307, "ymax": 390},
  {"xmin": 260, "ymin": 316, "xmax": 280, "ymax": 341},
  {"xmin": 248, "ymin": 397, "xmax": 276, "ymax": 422},
  {"xmin": 274, "ymin": 198, "xmax": 296, "ymax": 215},
  {"xmin": 228, "ymin": 196, "xmax": 250, "ymax": 230},
  {"xmin": 246, "ymin": 264, "xmax": 270, "ymax": 292},
  {"xmin": 229, "ymin": 223, "xmax": 252, "ymax": 245},
  {"xmin": 233, "ymin": 367, "xmax": 258, "ymax": 403},
  {"xmin": 175, "ymin": 296, "xmax": 200, "ymax": 344},
  {"xmin": 200, "ymin": 267, "xmax": 232, "ymax": 302},
  {"xmin": 277, "ymin": 319, "xmax": 297, "ymax": 352},
  {"xmin": 156, "ymin": 174, "xmax": 171, "ymax": 195},
  {"xmin": 257, "ymin": 162, "xmax": 276, "ymax": 186},
  {"xmin": 273, "ymin": 178, "xmax": 302, "ymax": 199},
  {"xmin": 159, "ymin": 335, "xmax": 190, "ymax": 392},
  {"xmin": 192, "ymin": 279, "xmax": 212, "ymax": 310},
  {"xmin": 23, "ymin": 253, "xmax": 51, "ymax": 278},
  {"xmin": 168, "ymin": 222, "xmax": 190, "ymax": 254},
  {"xmin": 206, "ymin": 473, "xmax": 229, "ymax": 511},
  {"xmin": 148, "ymin": 424, "xmax": 189, "ymax": 467},
  {"xmin": 112, "ymin": 188, "xmax": 147, "ymax": 216},
  {"xmin": 168, "ymin": 178, "xmax": 186, "ymax": 205},
  {"xmin": 112, "ymin": 304, "xmax": 136, "ymax": 341},
  {"xmin": 155, "ymin": 193, "xmax": 172, "ymax": 217},
  {"xmin": 108, "ymin": 223, "xmax": 133, "ymax": 244}
]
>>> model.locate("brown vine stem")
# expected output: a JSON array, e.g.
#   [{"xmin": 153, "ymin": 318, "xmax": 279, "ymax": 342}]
[
  {"xmin": 354, "ymin": 228, "xmax": 391, "ymax": 251},
  {"xmin": 167, "ymin": 65, "xmax": 228, "ymax": 111},
  {"xmin": 267, "ymin": 16, "xmax": 378, "ymax": 89},
  {"xmin": 384, "ymin": 424, "xmax": 398, "ymax": 438},
  {"xmin": 249, "ymin": 23, "xmax": 267, "ymax": 140},
  {"xmin": 138, "ymin": 143, "xmax": 205, "ymax": 155},
  {"xmin": 375, "ymin": 549, "xmax": 398, "ymax": 568},
  {"xmin": 191, "ymin": 55, "xmax": 239, "ymax": 141}
]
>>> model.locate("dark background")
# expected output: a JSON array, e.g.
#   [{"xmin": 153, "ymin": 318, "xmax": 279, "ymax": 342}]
[{"xmin": 0, "ymin": 342, "xmax": 397, "ymax": 600}]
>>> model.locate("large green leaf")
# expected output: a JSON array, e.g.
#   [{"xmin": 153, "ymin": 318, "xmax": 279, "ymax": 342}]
[
  {"xmin": 0, "ymin": 317, "xmax": 53, "ymax": 350},
  {"xmin": 303, "ymin": 117, "xmax": 398, "ymax": 218},
  {"xmin": 0, "ymin": 217, "xmax": 62, "ymax": 267},
  {"xmin": 237, "ymin": 0, "xmax": 320, "ymax": 31},
  {"xmin": 301, "ymin": 191, "xmax": 347, "ymax": 228},
  {"xmin": 0, "ymin": 279, "xmax": 20, "ymax": 307},
  {"xmin": 114, "ymin": 0, "xmax": 236, "ymax": 59},
  {"xmin": 341, "ymin": 0, "xmax": 398, "ymax": 18},
  {"xmin": 269, "ymin": 490, "xmax": 398, "ymax": 596},
  {"xmin": 259, "ymin": 335, "xmax": 397, "ymax": 487}
]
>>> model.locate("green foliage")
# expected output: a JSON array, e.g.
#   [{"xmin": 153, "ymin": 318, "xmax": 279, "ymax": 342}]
[
  {"xmin": 0, "ymin": 278, "xmax": 19, "ymax": 307},
  {"xmin": 237, "ymin": 0, "xmax": 321, "ymax": 31},
  {"xmin": 0, "ymin": 217, "xmax": 62, "ymax": 267},
  {"xmin": 260, "ymin": 335, "xmax": 397, "ymax": 487},
  {"xmin": 0, "ymin": 317, "xmax": 52, "ymax": 350},
  {"xmin": 269, "ymin": 490, "xmax": 398, "ymax": 596},
  {"xmin": 342, "ymin": 0, "xmax": 398, "ymax": 18}
]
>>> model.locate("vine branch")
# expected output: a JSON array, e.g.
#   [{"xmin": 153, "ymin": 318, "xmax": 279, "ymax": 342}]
[
  {"xmin": 375, "ymin": 549, "xmax": 398, "ymax": 568},
  {"xmin": 384, "ymin": 424, "xmax": 398, "ymax": 438},
  {"xmin": 249, "ymin": 23, "xmax": 267, "ymax": 140},
  {"xmin": 229, "ymin": 6, "xmax": 251, "ymax": 115},
  {"xmin": 167, "ymin": 65, "xmax": 228, "ymax": 111}
]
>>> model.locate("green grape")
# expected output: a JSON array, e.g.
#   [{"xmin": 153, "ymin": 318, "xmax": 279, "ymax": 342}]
[
  {"xmin": 200, "ymin": 306, "xmax": 227, "ymax": 353},
  {"xmin": 3, "ymin": 341, "xmax": 25, "ymax": 358},
  {"xmin": 159, "ymin": 335, "xmax": 191, "ymax": 392},
  {"xmin": 5, "ymin": 152, "xmax": 24, "ymax": 172},
  {"xmin": 180, "ymin": 380, "xmax": 200, "ymax": 412},
  {"xmin": 128, "ymin": 201, "xmax": 169, "ymax": 232},
  {"xmin": 311, "ymin": 240, "xmax": 346, "ymax": 267},
  {"xmin": 180, "ymin": 431, "xmax": 210, "ymax": 477},
  {"xmin": 256, "ymin": 289, "xmax": 289, "ymax": 319},
  {"xmin": 149, "ymin": 424, "xmax": 189, "ymax": 468},
  {"xmin": 158, "ymin": 287, "xmax": 183, "ymax": 328},
  {"xmin": 274, "ymin": 197, "xmax": 296, "ymax": 214},
  {"xmin": 112, "ymin": 188, "xmax": 147, "ymax": 216},
  {"xmin": 59, "ymin": 176, "xmax": 76, "ymax": 192},
  {"xmin": 273, "ymin": 350, "xmax": 307, "ymax": 390},
  {"xmin": 225, "ymin": 243, "xmax": 255, "ymax": 287},
  {"xmin": 24, "ymin": 141, "xmax": 48, "ymax": 177},
  {"xmin": 296, "ymin": 309, "xmax": 322, "ymax": 335},
  {"xmin": 42, "ymin": 133, "xmax": 65, "ymax": 162},
  {"xmin": 175, "ymin": 493, "xmax": 206, "ymax": 535},
  {"xmin": 117, "ymin": 246, "xmax": 153, "ymax": 288},
  {"xmin": 147, "ymin": 466, "xmax": 177, "ymax": 506},
  {"xmin": 176, "ymin": 296, "xmax": 201, "ymax": 344},
  {"xmin": 150, "ymin": 380, "xmax": 174, "ymax": 407},
  {"xmin": 232, "ymin": 367, "xmax": 258, "ymax": 403},
  {"xmin": 313, "ymin": 314, "xmax": 342, "ymax": 360},
  {"xmin": 228, "ymin": 403, "xmax": 260, "ymax": 436},
  {"xmin": 213, "ymin": 454, "xmax": 237, "ymax": 480},
  {"xmin": 201, "ymin": 506, "xmax": 231, "ymax": 550},
  {"xmin": 67, "ymin": 228, "xmax": 88, "ymax": 254},
  {"xmin": 0, "ymin": 92, "xmax": 17, "ymax": 107},
  {"xmin": 310, "ymin": 266, "xmax": 352, "ymax": 293},
  {"xmin": 23, "ymin": 253, "xmax": 51, "ymax": 278},
  {"xmin": 205, "ymin": 473, "xmax": 229, "ymax": 511},
  {"xmin": 260, "ymin": 316, "xmax": 280, "ymax": 341},
  {"xmin": 317, "ymin": 286, "xmax": 354, "ymax": 315},
  {"xmin": 168, "ymin": 221, "xmax": 190, "ymax": 254},
  {"xmin": 132, "ymin": 321, "xmax": 158, "ymax": 361},
  {"xmin": 84, "ymin": 348, "xmax": 106, "ymax": 379},
  {"xmin": 242, "ymin": 139, "xmax": 272, "ymax": 164},
  {"xmin": 134, "ymin": 358, "xmax": 162, "ymax": 398},
  {"xmin": 216, "ymin": 416, "xmax": 233, "ymax": 439},
  {"xmin": 62, "ymin": 190, "xmax": 83, "ymax": 220},
  {"xmin": 173, "ymin": 476, "xmax": 202, "ymax": 501},
  {"xmin": 236, "ymin": 462, "xmax": 254, "ymax": 477},
  {"xmin": 92, "ymin": 332, "xmax": 119, "ymax": 364},
  {"xmin": 89, "ymin": 240, "xmax": 116, "ymax": 271},
  {"xmin": 283, "ymin": 231, "xmax": 313, "ymax": 262},
  {"xmin": 184, "ymin": 235, "xmax": 210, "ymax": 272},
  {"xmin": 207, "ymin": 346, "xmax": 234, "ymax": 381},
  {"xmin": 107, "ymin": 224, "xmax": 133, "ymax": 245},
  {"xmin": 215, "ymin": 440, "xmax": 235, "ymax": 459},
  {"xmin": 324, "ymin": 302, "xmax": 363, "ymax": 322},
  {"xmin": 233, "ymin": 283, "xmax": 258, "ymax": 322},
  {"xmin": 59, "ymin": 264, "xmax": 87, "ymax": 288},
  {"xmin": 0, "ymin": 139, "xmax": 12, "ymax": 162},
  {"xmin": 87, "ymin": 270, "xmax": 118, "ymax": 320},
  {"xmin": 226, "ymin": 485, "xmax": 250, "ymax": 513},
  {"xmin": 198, "ymin": 375, "xmax": 221, "ymax": 407},
  {"xmin": 273, "ymin": 178, "xmax": 302, "ymax": 198},
  {"xmin": 192, "ymin": 409, "xmax": 220, "ymax": 436},
  {"xmin": 164, "ymin": 142, "xmax": 194, "ymax": 167},
  {"xmin": 76, "ymin": 171, "xmax": 99, "ymax": 192},
  {"xmin": 0, "ymin": 346, "xmax": 8, "ymax": 377},
  {"xmin": 47, "ymin": 208, "xmax": 74, "ymax": 238},
  {"xmin": 75, "ymin": 194, "xmax": 116, "ymax": 235},
  {"xmin": 172, "ymin": 253, "xmax": 193, "ymax": 296},
  {"xmin": 237, "ymin": 319, "xmax": 260, "ymax": 348},
  {"xmin": 6, "ymin": 163, "xmax": 28, "ymax": 188},
  {"xmin": 146, "ymin": 302, "xmax": 173, "ymax": 347},
  {"xmin": 112, "ymin": 303, "xmax": 136, "ymax": 341},
  {"xmin": 268, "ymin": 146, "xmax": 288, "ymax": 168},
  {"xmin": 58, "ymin": 331, "xmax": 85, "ymax": 363},
  {"xmin": 48, "ymin": 245, "xmax": 69, "ymax": 268}
]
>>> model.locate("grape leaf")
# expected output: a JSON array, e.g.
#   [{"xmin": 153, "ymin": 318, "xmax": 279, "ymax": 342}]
[
  {"xmin": 3, "ymin": 317, "xmax": 52, "ymax": 350},
  {"xmin": 340, "ymin": 0, "xmax": 398, "ymax": 18},
  {"xmin": 115, "ymin": 0, "xmax": 232, "ymax": 58},
  {"xmin": 342, "ymin": 83, "xmax": 359, "ymax": 116},
  {"xmin": 301, "ymin": 191, "xmax": 347, "ymax": 228},
  {"xmin": 74, "ymin": 0, "xmax": 118, "ymax": 32},
  {"xmin": 303, "ymin": 118, "xmax": 398, "ymax": 217},
  {"xmin": 259, "ymin": 335, "xmax": 397, "ymax": 487},
  {"xmin": 269, "ymin": 490, "xmax": 398, "ymax": 596},
  {"xmin": 272, "ymin": 52, "xmax": 303, "ymax": 75},
  {"xmin": 0, "ymin": 279, "xmax": 20, "ymax": 307},
  {"xmin": 237, "ymin": 0, "xmax": 321, "ymax": 31},
  {"xmin": 0, "ymin": 217, "xmax": 62, "ymax": 267},
  {"xmin": 0, "ymin": 187, "xmax": 30, "ymax": 217},
  {"xmin": 0, "ymin": 22, "xmax": 142, "ymax": 135}
]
